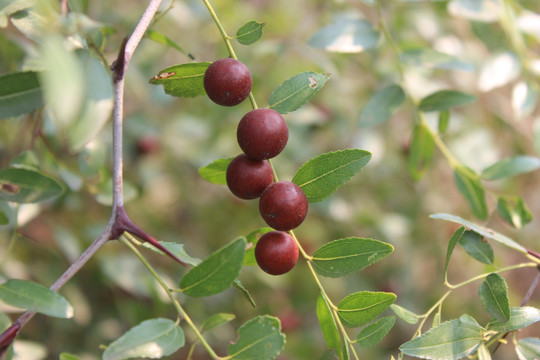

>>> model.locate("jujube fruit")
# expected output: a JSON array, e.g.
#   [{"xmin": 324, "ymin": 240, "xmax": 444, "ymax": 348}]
[
  {"xmin": 203, "ymin": 58, "xmax": 252, "ymax": 106},
  {"xmin": 255, "ymin": 231, "xmax": 299, "ymax": 275},
  {"xmin": 259, "ymin": 181, "xmax": 308, "ymax": 231},
  {"xmin": 237, "ymin": 108, "xmax": 288, "ymax": 160},
  {"xmin": 226, "ymin": 154, "xmax": 274, "ymax": 199}
]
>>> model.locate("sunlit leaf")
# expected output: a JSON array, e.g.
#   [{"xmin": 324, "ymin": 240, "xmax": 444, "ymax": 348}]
[
  {"xmin": 355, "ymin": 316, "xmax": 395, "ymax": 347},
  {"xmin": 400, "ymin": 48, "xmax": 474, "ymax": 71},
  {"xmin": 179, "ymin": 238, "xmax": 245, "ymax": 297},
  {"xmin": 448, "ymin": 0, "xmax": 502, "ymax": 23},
  {"xmin": 201, "ymin": 313, "xmax": 235, "ymax": 333},
  {"xmin": 292, "ymin": 149, "xmax": 371, "ymax": 202},
  {"xmin": 358, "ymin": 84, "xmax": 405, "ymax": 127},
  {"xmin": 311, "ymin": 237, "xmax": 393, "ymax": 278},
  {"xmin": 233, "ymin": 280, "xmax": 256, "ymax": 308},
  {"xmin": 316, "ymin": 294, "xmax": 342, "ymax": 358},
  {"xmin": 149, "ymin": 62, "xmax": 211, "ymax": 98},
  {"xmin": 477, "ymin": 343, "xmax": 492, "ymax": 360},
  {"xmin": 516, "ymin": 338, "xmax": 540, "ymax": 360},
  {"xmin": 512, "ymin": 82, "xmax": 537, "ymax": 119},
  {"xmin": 308, "ymin": 13, "xmax": 379, "ymax": 53},
  {"xmin": 390, "ymin": 304, "xmax": 420, "ymax": 325},
  {"xmin": 438, "ymin": 110, "xmax": 450, "ymax": 133},
  {"xmin": 487, "ymin": 307, "xmax": 540, "ymax": 332},
  {"xmin": 59, "ymin": 353, "xmax": 82, "ymax": 360},
  {"xmin": 0, "ymin": 279, "xmax": 73, "ymax": 318},
  {"xmin": 481, "ymin": 156, "xmax": 540, "ymax": 180},
  {"xmin": 408, "ymin": 122, "xmax": 435, "ymax": 180},
  {"xmin": 0, "ymin": 167, "xmax": 63, "ymax": 203},
  {"xmin": 235, "ymin": 21, "xmax": 264, "ymax": 45},
  {"xmin": 338, "ymin": 291, "xmax": 396, "ymax": 328},
  {"xmin": 478, "ymin": 52, "xmax": 520, "ymax": 92},
  {"xmin": 146, "ymin": 30, "xmax": 191, "ymax": 57},
  {"xmin": 10, "ymin": 150, "xmax": 39, "ymax": 171},
  {"xmin": 103, "ymin": 318, "xmax": 184, "ymax": 360},
  {"xmin": 228, "ymin": 316, "xmax": 285, "ymax": 360},
  {"xmin": 418, "ymin": 90, "xmax": 477, "ymax": 112},
  {"xmin": 0, "ymin": 71, "xmax": 43, "ymax": 119},
  {"xmin": 269, "ymin": 72, "xmax": 330, "ymax": 114},
  {"xmin": 454, "ymin": 166, "xmax": 488, "ymax": 220},
  {"xmin": 479, "ymin": 273, "xmax": 510, "ymax": 322},
  {"xmin": 198, "ymin": 157, "xmax": 232, "ymax": 185},
  {"xmin": 459, "ymin": 230, "xmax": 493, "ymax": 265},
  {"xmin": 496, "ymin": 196, "xmax": 533, "ymax": 229}
]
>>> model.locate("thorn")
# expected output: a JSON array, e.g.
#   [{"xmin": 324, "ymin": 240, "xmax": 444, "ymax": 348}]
[{"xmin": 111, "ymin": 37, "xmax": 128, "ymax": 82}]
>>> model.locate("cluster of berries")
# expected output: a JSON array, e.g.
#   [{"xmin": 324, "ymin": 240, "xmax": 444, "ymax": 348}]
[{"xmin": 203, "ymin": 58, "xmax": 308, "ymax": 275}]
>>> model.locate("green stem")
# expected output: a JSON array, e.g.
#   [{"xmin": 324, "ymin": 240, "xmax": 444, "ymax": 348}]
[
  {"xmin": 447, "ymin": 262, "xmax": 537, "ymax": 290},
  {"xmin": 120, "ymin": 235, "xmax": 222, "ymax": 360}
]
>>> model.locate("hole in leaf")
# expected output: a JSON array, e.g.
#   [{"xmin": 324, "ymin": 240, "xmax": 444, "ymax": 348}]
[{"xmin": 308, "ymin": 76, "xmax": 318, "ymax": 89}]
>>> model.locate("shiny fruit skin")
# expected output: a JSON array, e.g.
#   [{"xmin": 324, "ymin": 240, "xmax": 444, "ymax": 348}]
[
  {"xmin": 203, "ymin": 58, "xmax": 252, "ymax": 106},
  {"xmin": 259, "ymin": 181, "xmax": 308, "ymax": 231},
  {"xmin": 237, "ymin": 108, "xmax": 288, "ymax": 160},
  {"xmin": 226, "ymin": 154, "xmax": 274, "ymax": 199},
  {"xmin": 255, "ymin": 231, "xmax": 299, "ymax": 275}
]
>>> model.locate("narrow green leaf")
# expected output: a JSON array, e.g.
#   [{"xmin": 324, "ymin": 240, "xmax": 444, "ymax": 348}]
[
  {"xmin": 0, "ymin": 210, "xmax": 8, "ymax": 225},
  {"xmin": 141, "ymin": 242, "xmax": 201, "ymax": 267},
  {"xmin": 308, "ymin": 14, "xmax": 379, "ymax": 53},
  {"xmin": 487, "ymin": 307, "xmax": 540, "ymax": 332},
  {"xmin": 337, "ymin": 291, "xmax": 396, "ymax": 328},
  {"xmin": 0, "ymin": 168, "xmax": 64, "ymax": 203},
  {"xmin": 477, "ymin": 343, "xmax": 492, "ymax": 360},
  {"xmin": 390, "ymin": 304, "xmax": 420, "ymax": 325},
  {"xmin": 400, "ymin": 48, "xmax": 474, "ymax": 71},
  {"xmin": 497, "ymin": 196, "xmax": 533, "ymax": 229},
  {"xmin": 408, "ymin": 122, "xmax": 435, "ymax": 180},
  {"xmin": 198, "ymin": 158, "xmax": 232, "ymax": 185},
  {"xmin": 269, "ymin": 72, "xmax": 330, "ymax": 114},
  {"xmin": 292, "ymin": 149, "xmax": 371, "ymax": 202},
  {"xmin": 59, "ymin": 353, "xmax": 82, "ymax": 360},
  {"xmin": 228, "ymin": 315, "xmax": 285, "ymax": 360},
  {"xmin": 179, "ymin": 238, "xmax": 245, "ymax": 297},
  {"xmin": 0, "ymin": 279, "xmax": 73, "ymax": 318},
  {"xmin": 0, "ymin": 71, "xmax": 43, "ymax": 119},
  {"xmin": 235, "ymin": 21, "xmax": 265, "ymax": 45},
  {"xmin": 430, "ymin": 213, "xmax": 527, "ymax": 254},
  {"xmin": 358, "ymin": 84, "xmax": 405, "ymax": 127},
  {"xmin": 479, "ymin": 273, "xmax": 510, "ymax": 322},
  {"xmin": 311, "ymin": 237, "xmax": 393, "ymax": 278},
  {"xmin": 399, "ymin": 318, "xmax": 483, "ymax": 359},
  {"xmin": 481, "ymin": 156, "xmax": 540, "ymax": 181},
  {"xmin": 201, "ymin": 313, "xmax": 235, "ymax": 333},
  {"xmin": 515, "ymin": 338, "xmax": 540, "ymax": 360},
  {"xmin": 444, "ymin": 227, "xmax": 466, "ymax": 282},
  {"xmin": 432, "ymin": 312, "xmax": 441, "ymax": 328},
  {"xmin": 355, "ymin": 316, "xmax": 395, "ymax": 347},
  {"xmin": 149, "ymin": 62, "xmax": 211, "ymax": 98},
  {"xmin": 102, "ymin": 318, "xmax": 184, "ymax": 360},
  {"xmin": 418, "ymin": 90, "xmax": 477, "ymax": 112},
  {"xmin": 146, "ymin": 30, "xmax": 190, "ymax": 56},
  {"xmin": 454, "ymin": 166, "xmax": 488, "ymax": 220},
  {"xmin": 316, "ymin": 294, "xmax": 342, "ymax": 358},
  {"xmin": 459, "ymin": 230, "xmax": 494, "ymax": 265},
  {"xmin": 438, "ymin": 110, "xmax": 450, "ymax": 133},
  {"xmin": 233, "ymin": 279, "xmax": 256, "ymax": 308},
  {"xmin": 10, "ymin": 150, "xmax": 39, "ymax": 171}
]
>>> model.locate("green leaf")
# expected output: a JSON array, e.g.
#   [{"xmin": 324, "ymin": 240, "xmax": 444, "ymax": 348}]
[
  {"xmin": 358, "ymin": 84, "xmax": 405, "ymax": 127},
  {"xmin": 201, "ymin": 313, "xmax": 235, "ymax": 333},
  {"xmin": 149, "ymin": 62, "xmax": 211, "ymax": 98},
  {"xmin": 198, "ymin": 157, "xmax": 232, "ymax": 185},
  {"xmin": 235, "ymin": 21, "xmax": 264, "ymax": 45},
  {"xmin": 487, "ymin": 307, "xmax": 540, "ymax": 332},
  {"xmin": 103, "ymin": 318, "xmax": 184, "ymax": 360},
  {"xmin": 497, "ymin": 196, "xmax": 533, "ymax": 229},
  {"xmin": 390, "ymin": 304, "xmax": 420, "ymax": 325},
  {"xmin": 179, "ymin": 238, "xmax": 245, "ymax": 297},
  {"xmin": 399, "ymin": 318, "xmax": 484, "ymax": 359},
  {"xmin": 146, "ymin": 30, "xmax": 190, "ymax": 57},
  {"xmin": 444, "ymin": 227, "xmax": 466, "ymax": 282},
  {"xmin": 10, "ymin": 150, "xmax": 39, "ymax": 171},
  {"xmin": 477, "ymin": 343, "xmax": 492, "ymax": 360},
  {"xmin": 311, "ymin": 237, "xmax": 393, "ymax": 278},
  {"xmin": 355, "ymin": 316, "xmax": 395, "ymax": 347},
  {"xmin": 233, "ymin": 279, "xmax": 256, "ymax": 308},
  {"xmin": 0, "ymin": 71, "xmax": 43, "ymax": 119},
  {"xmin": 292, "ymin": 149, "xmax": 371, "ymax": 202},
  {"xmin": 515, "ymin": 338, "xmax": 540, "ymax": 360},
  {"xmin": 316, "ymin": 294, "xmax": 342, "ymax": 358},
  {"xmin": 459, "ymin": 230, "xmax": 494, "ymax": 265},
  {"xmin": 448, "ymin": 0, "xmax": 502, "ymax": 22},
  {"xmin": 337, "ymin": 291, "xmax": 396, "ymax": 328},
  {"xmin": 438, "ymin": 110, "xmax": 450, "ymax": 133},
  {"xmin": 481, "ymin": 156, "xmax": 540, "ymax": 181},
  {"xmin": 0, "ymin": 167, "xmax": 63, "ymax": 203},
  {"xmin": 141, "ymin": 242, "xmax": 201, "ymax": 267},
  {"xmin": 418, "ymin": 90, "xmax": 477, "ymax": 112},
  {"xmin": 269, "ymin": 72, "xmax": 330, "ymax": 114},
  {"xmin": 454, "ymin": 166, "xmax": 488, "ymax": 220},
  {"xmin": 0, "ymin": 279, "xmax": 73, "ymax": 318},
  {"xmin": 400, "ymin": 48, "xmax": 474, "ymax": 71},
  {"xmin": 512, "ymin": 82, "xmax": 537, "ymax": 119},
  {"xmin": 430, "ymin": 213, "xmax": 527, "ymax": 254},
  {"xmin": 228, "ymin": 316, "xmax": 285, "ymax": 360},
  {"xmin": 0, "ymin": 210, "xmax": 8, "ymax": 225},
  {"xmin": 479, "ymin": 273, "xmax": 510, "ymax": 322},
  {"xmin": 243, "ymin": 227, "xmax": 273, "ymax": 266},
  {"xmin": 308, "ymin": 14, "xmax": 379, "ymax": 53},
  {"xmin": 408, "ymin": 122, "xmax": 435, "ymax": 180},
  {"xmin": 59, "ymin": 353, "xmax": 82, "ymax": 360}
]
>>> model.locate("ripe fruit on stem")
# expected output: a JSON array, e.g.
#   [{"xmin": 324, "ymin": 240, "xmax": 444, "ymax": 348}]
[
  {"xmin": 226, "ymin": 154, "xmax": 274, "ymax": 199},
  {"xmin": 259, "ymin": 181, "xmax": 308, "ymax": 231},
  {"xmin": 203, "ymin": 58, "xmax": 252, "ymax": 106},
  {"xmin": 237, "ymin": 108, "xmax": 288, "ymax": 160},
  {"xmin": 255, "ymin": 231, "xmax": 299, "ymax": 275}
]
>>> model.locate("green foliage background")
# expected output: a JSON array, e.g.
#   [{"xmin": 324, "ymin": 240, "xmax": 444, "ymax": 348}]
[{"xmin": 1, "ymin": 0, "xmax": 540, "ymax": 359}]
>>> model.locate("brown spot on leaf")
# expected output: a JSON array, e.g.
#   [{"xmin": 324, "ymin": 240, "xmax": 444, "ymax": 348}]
[
  {"xmin": 308, "ymin": 76, "xmax": 318, "ymax": 89},
  {"xmin": 0, "ymin": 183, "xmax": 20, "ymax": 195}
]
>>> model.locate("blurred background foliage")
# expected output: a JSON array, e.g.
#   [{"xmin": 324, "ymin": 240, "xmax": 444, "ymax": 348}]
[{"xmin": 1, "ymin": 0, "xmax": 540, "ymax": 359}]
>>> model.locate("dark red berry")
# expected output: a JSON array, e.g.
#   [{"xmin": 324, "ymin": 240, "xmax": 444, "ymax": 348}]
[
  {"xmin": 237, "ymin": 108, "xmax": 288, "ymax": 160},
  {"xmin": 255, "ymin": 231, "xmax": 299, "ymax": 275},
  {"xmin": 259, "ymin": 181, "xmax": 308, "ymax": 231},
  {"xmin": 226, "ymin": 154, "xmax": 274, "ymax": 199},
  {"xmin": 203, "ymin": 58, "xmax": 252, "ymax": 106}
]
